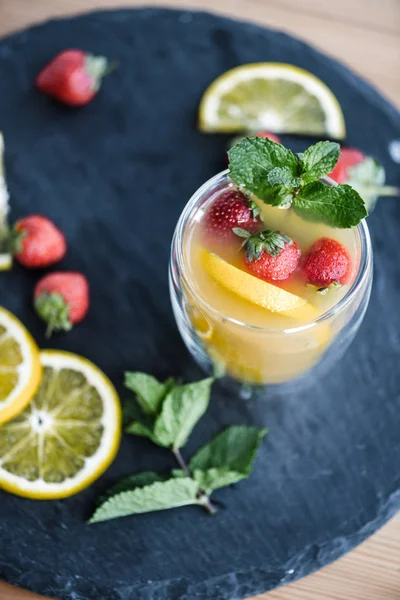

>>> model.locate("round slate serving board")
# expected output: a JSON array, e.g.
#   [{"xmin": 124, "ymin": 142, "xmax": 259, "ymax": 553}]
[{"xmin": 0, "ymin": 8, "xmax": 399, "ymax": 600}]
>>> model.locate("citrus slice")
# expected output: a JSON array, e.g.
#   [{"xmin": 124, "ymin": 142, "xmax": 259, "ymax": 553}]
[
  {"xmin": 198, "ymin": 63, "xmax": 346, "ymax": 138},
  {"xmin": 0, "ymin": 253, "xmax": 12, "ymax": 271},
  {"xmin": 201, "ymin": 249, "xmax": 316, "ymax": 320},
  {"xmin": 0, "ymin": 350, "xmax": 121, "ymax": 499},
  {"xmin": 0, "ymin": 307, "xmax": 41, "ymax": 425},
  {"xmin": 0, "ymin": 132, "xmax": 11, "ymax": 271}
]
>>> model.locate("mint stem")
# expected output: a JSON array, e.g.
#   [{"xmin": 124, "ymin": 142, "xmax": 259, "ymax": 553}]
[
  {"xmin": 173, "ymin": 448, "xmax": 191, "ymax": 477},
  {"xmin": 172, "ymin": 448, "xmax": 218, "ymax": 515}
]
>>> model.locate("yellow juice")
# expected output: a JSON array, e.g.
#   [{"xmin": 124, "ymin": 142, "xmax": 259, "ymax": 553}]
[{"xmin": 182, "ymin": 186, "xmax": 361, "ymax": 385}]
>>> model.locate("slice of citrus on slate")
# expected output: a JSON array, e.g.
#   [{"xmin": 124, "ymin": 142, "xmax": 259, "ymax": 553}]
[
  {"xmin": 0, "ymin": 307, "xmax": 41, "ymax": 425},
  {"xmin": 201, "ymin": 249, "xmax": 317, "ymax": 321},
  {"xmin": 198, "ymin": 63, "xmax": 346, "ymax": 138},
  {"xmin": 0, "ymin": 350, "xmax": 121, "ymax": 499},
  {"xmin": 0, "ymin": 132, "xmax": 12, "ymax": 271}
]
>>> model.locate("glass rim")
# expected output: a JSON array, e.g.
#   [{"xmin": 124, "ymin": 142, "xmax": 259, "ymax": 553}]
[{"xmin": 172, "ymin": 170, "xmax": 373, "ymax": 335}]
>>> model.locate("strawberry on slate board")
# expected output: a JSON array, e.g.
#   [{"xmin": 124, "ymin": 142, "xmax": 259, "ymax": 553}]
[
  {"xmin": 328, "ymin": 147, "xmax": 399, "ymax": 212},
  {"xmin": 234, "ymin": 228, "xmax": 301, "ymax": 281},
  {"xmin": 203, "ymin": 190, "xmax": 261, "ymax": 241},
  {"xmin": 11, "ymin": 215, "xmax": 66, "ymax": 268},
  {"xmin": 34, "ymin": 272, "xmax": 89, "ymax": 337},
  {"xmin": 304, "ymin": 237, "xmax": 350, "ymax": 287},
  {"xmin": 36, "ymin": 49, "xmax": 113, "ymax": 106}
]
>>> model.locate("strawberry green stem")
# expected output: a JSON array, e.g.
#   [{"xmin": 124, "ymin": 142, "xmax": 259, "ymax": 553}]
[{"xmin": 35, "ymin": 292, "xmax": 72, "ymax": 338}]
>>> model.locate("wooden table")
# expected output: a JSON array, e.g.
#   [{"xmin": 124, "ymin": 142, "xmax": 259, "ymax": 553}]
[{"xmin": 0, "ymin": 2, "xmax": 399, "ymax": 600}]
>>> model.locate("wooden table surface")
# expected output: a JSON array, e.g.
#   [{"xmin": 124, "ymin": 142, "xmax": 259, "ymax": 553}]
[{"xmin": 0, "ymin": 2, "xmax": 399, "ymax": 600}]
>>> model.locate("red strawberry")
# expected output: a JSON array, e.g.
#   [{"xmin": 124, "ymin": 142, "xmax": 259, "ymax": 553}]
[
  {"xmin": 11, "ymin": 215, "xmax": 66, "ymax": 268},
  {"xmin": 253, "ymin": 131, "xmax": 281, "ymax": 144},
  {"xmin": 36, "ymin": 49, "xmax": 113, "ymax": 106},
  {"xmin": 34, "ymin": 272, "xmax": 89, "ymax": 337},
  {"xmin": 204, "ymin": 190, "xmax": 261, "ymax": 240},
  {"xmin": 235, "ymin": 228, "xmax": 300, "ymax": 281},
  {"xmin": 304, "ymin": 238, "xmax": 350, "ymax": 287},
  {"xmin": 328, "ymin": 148, "xmax": 365, "ymax": 183}
]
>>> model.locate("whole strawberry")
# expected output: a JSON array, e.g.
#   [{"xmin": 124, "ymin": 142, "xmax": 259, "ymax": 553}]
[
  {"xmin": 234, "ymin": 228, "xmax": 300, "ymax": 281},
  {"xmin": 34, "ymin": 272, "xmax": 89, "ymax": 337},
  {"xmin": 204, "ymin": 190, "xmax": 261, "ymax": 240},
  {"xmin": 304, "ymin": 238, "xmax": 350, "ymax": 287},
  {"xmin": 253, "ymin": 130, "xmax": 281, "ymax": 144},
  {"xmin": 36, "ymin": 49, "xmax": 113, "ymax": 106},
  {"xmin": 11, "ymin": 215, "xmax": 66, "ymax": 268},
  {"xmin": 329, "ymin": 148, "xmax": 365, "ymax": 183},
  {"xmin": 329, "ymin": 147, "xmax": 399, "ymax": 212}
]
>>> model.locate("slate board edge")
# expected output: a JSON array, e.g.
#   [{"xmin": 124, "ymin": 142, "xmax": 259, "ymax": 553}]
[
  {"xmin": 0, "ymin": 7, "xmax": 399, "ymax": 600},
  {"xmin": 1, "ymin": 490, "xmax": 399, "ymax": 600}
]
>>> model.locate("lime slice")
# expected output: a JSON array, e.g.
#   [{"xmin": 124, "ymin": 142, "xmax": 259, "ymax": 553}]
[
  {"xmin": 0, "ymin": 350, "xmax": 121, "ymax": 499},
  {"xmin": 201, "ymin": 248, "xmax": 317, "ymax": 320},
  {"xmin": 0, "ymin": 307, "xmax": 41, "ymax": 425},
  {"xmin": 198, "ymin": 63, "xmax": 346, "ymax": 139}
]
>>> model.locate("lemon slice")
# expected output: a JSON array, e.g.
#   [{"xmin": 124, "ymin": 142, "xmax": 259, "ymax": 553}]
[
  {"xmin": 198, "ymin": 63, "xmax": 346, "ymax": 138},
  {"xmin": 201, "ymin": 249, "xmax": 316, "ymax": 320},
  {"xmin": 0, "ymin": 254, "xmax": 12, "ymax": 271},
  {"xmin": 0, "ymin": 308, "xmax": 41, "ymax": 425},
  {"xmin": 0, "ymin": 133, "xmax": 11, "ymax": 272},
  {"xmin": 0, "ymin": 350, "xmax": 121, "ymax": 499}
]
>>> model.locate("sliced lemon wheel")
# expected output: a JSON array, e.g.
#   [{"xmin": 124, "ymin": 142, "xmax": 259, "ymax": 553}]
[
  {"xmin": 0, "ymin": 307, "xmax": 41, "ymax": 425},
  {"xmin": 0, "ymin": 254, "xmax": 12, "ymax": 271},
  {"xmin": 0, "ymin": 350, "xmax": 121, "ymax": 499},
  {"xmin": 198, "ymin": 63, "xmax": 346, "ymax": 138},
  {"xmin": 201, "ymin": 249, "xmax": 316, "ymax": 320}
]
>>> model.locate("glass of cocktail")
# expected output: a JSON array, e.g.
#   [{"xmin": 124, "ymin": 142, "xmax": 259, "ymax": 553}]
[{"xmin": 169, "ymin": 139, "xmax": 372, "ymax": 393}]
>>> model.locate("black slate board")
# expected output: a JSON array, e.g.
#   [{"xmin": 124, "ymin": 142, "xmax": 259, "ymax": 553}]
[{"xmin": 0, "ymin": 8, "xmax": 399, "ymax": 600}]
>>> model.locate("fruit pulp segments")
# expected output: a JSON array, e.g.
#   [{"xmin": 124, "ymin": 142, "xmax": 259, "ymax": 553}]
[{"xmin": 183, "ymin": 186, "xmax": 360, "ymax": 385}]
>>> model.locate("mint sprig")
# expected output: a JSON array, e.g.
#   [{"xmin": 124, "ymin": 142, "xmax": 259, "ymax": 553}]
[
  {"xmin": 228, "ymin": 138, "xmax": 368, "ymax": 227},
  {"xmin": 90, "ymin": 374, "xmax": 267, "ymax": 523}
]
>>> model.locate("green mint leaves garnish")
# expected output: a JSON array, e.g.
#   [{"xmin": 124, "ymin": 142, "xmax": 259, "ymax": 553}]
[
  {"xmin": 125, "ymin": 375, "xmax": 214, "ymax": 450},
  {"xmin": 90, "ymin": 373, "xmax": 267, "ymax": 523},
  {"xmin": 293, "ymin": 181, "xmax": 367, "ymax": 228},
  {"xmin": 189, "ymin": 426, "xmax": 268, "ymax": 495},
  {"xmin": 233, "ymin": 228, "xmax": 292, "ymax": 260},
  {"xmin": 228, "ymin": 138, "xmax": 368, "ymax": 227},
  {"xmin": 90, "ymin": 477, "xmax": 201, "ymax": 524},
  {"xmin": 297, "ymin": 141, "xmax": 340, "ymax": 185}
]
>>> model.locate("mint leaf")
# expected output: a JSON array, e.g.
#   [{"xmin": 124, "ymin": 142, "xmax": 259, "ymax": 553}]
[
  {"xmin": 298, "ymin": 141, "xmax": 340, "ymax": 185},
  {"xmin": 267, "ymin": 166, "xmax": 298, "ymax": 187},
  {"xmin": 228, "ymin": 137, "xmax": 299, "ymax": 203},
  {"xmin": 98, "ymin": 471, "xmax": 167, "ymax": 505},
  {"xmin": 189, "ymin": 425, "xmax": 267, "ymax": 494},
  {"xmin": 153, "ymin": 378, "xmax": 214, "ymax": 450},
  {"xmin": 125, "ymin": 420, "xmax": 161, "ymax": 443},
  {"xmin": 192, "ymin": 468, "xmax": 247, "ymax": 495},
  {"xmin": 293, "ymin": 181, "xmax": 367, "ymax": 227},
  {"xmin": 89, "ymin": 477, "xmax": 200, "ymax": 523},
  {"xmin": 125, "ymin": 372, "xmax": 173, "ymax": 416}
]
